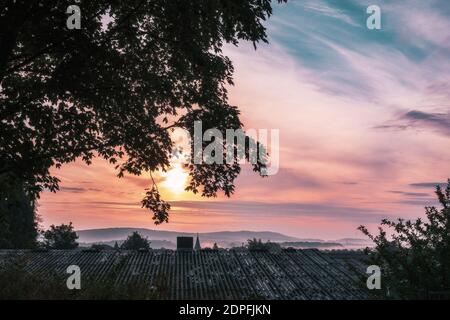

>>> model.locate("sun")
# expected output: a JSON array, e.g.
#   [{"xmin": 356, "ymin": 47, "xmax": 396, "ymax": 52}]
[{"xmin": 162, "ymin": 163, "xmax": 188, "ymax": 194}]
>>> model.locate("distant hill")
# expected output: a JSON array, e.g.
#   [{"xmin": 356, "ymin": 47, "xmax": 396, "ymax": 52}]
[
  {"xmin": 80, "ymin": 239, "xmax": 176, "ymax": 249},
  {"xmin": 76, "ymin": 228, "xmax": 302, "ymax": 249},
  {"xmin": 76, "ymin": 228, "xmax": 372, "ymax": 249}
]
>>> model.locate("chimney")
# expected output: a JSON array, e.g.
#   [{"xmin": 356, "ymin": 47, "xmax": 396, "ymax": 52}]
[{"xmin": 176, "ymin": 236, "xmax": 193, "ymax": 251}]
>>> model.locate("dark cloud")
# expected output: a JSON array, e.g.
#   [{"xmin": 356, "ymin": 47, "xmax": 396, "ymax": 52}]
[
  {"xmin": 403, "ymin": 110, "xmax": 450, "ymax": 133},
  {"xmin": 338, "ymin": 181, "xmax": 359, "ymax": 185},
  {"xmin": 388, "ymin": 191, "xmax": 430, "ymax": 197},
  {"xmin": 372, "ymin": 124, "xmax": 410, "ymax": 131},
  {"xmin": 374, "ymin": 110, "xmax": 450, "ymax": 136},
  {"xmin": 388, "ymin": 189, "xmax": 437, "ymax": 207},
  {"xmin": 87, "ymin": 201, "xmax": 137, "ymax": 206},
  {"xmin": 396, "ymin": 198, "xmax": 438, "ymax": 206},
  {"xmin": 60, "ymin": 187, "xmax": 86, "ymax": 193},
  {"xmin": 59, "ymin": 186, "xmax": 102, "ymax": 193},
  {"xmin": 409, "ymin": 182, "xmax": 448, "ymax": 189}
]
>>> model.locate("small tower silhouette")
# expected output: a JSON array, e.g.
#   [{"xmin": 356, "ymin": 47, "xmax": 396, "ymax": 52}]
[{"xmin": 194, "ymin": 233, "xmax": 201, "ymax": 251}]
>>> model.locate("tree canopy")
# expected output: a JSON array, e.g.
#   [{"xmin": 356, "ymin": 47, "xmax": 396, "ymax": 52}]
[
  {"xmin": 0, "ymin": 181, "xmax": 38, "ymax": 248},
  {"xmin": 42, "ymin": 222, "xmax": 79, "ymax": 249},
  {"xmin": 247, "ymin": 238, "xmax": 281, "ymax": 251},
  {"xmin": 359, "ymin": 180, "xmax": 450, "ymax": 299},
  {"xmin": 121, "ymin": 231, "xmax": 151, "ymax": 250},
  {"xmin": 0, "ymin": 0, "xmax": 283, "ymax": 225}
]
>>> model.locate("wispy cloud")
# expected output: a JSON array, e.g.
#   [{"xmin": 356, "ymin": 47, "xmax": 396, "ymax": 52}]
[
  {"xmin": 38, "ymin": 1, "xmax": 450, "ymax": 239},
  {"xmin": 410, "ymin": 182, "xmax": 448, "ymax": 189},
  {"xmin": 299, "ymin": 1, "xmax": 359, "ymax": 27},
  {"xmin": 376, "ymin": 110, "xmax": 450, "ymax": 136},
  {"xmin": 59, "ymin": 186, "xmax": 102, "ymax": 193},
  {"xmin": 171, "ymin": 200, "xmax": 393, "ymax": 223}
]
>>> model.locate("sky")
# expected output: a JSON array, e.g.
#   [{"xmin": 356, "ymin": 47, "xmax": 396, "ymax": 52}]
[{"xmin": 39, "ymin": 0, "xmax": 450, "ymax": 239}]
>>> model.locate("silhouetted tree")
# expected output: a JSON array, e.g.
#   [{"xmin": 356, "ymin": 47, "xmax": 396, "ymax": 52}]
[
  {"xmin": 114, "ymin": 241, "xmax": 120, "ymax": 250},
  {"xmin": 247, "ymin": 238, "xmax": 264, "ymax": 250},
  {"xmin": 121, "ymin": 231, "xmax": 150, "ymax": 250},
  {"xmin": 0, "ymin": 1, "xmax": 284, "ymax": 226},
  {"xmin": 359, "ymin": 179, "xmax": 450, "ymax": 299},
  {"xmin": 42, "ymin": 222, "xmax": 79, "ymax": 249},
  {"xmin": 247, "ymin": 238, "xmax": 281, "ymax": 251},
  {"xmin": 213, "ymin": 243, "xmax": 219, "ymax": 250},
  {"xmin": 90, "ymin": 243, "xmax": 113, "ymax": 250},
  {"xmin": 0, "ymin": 180, "xmax": 38, "ymax": 248}
]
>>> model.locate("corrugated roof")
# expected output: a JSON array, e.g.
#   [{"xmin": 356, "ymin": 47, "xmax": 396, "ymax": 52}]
[{"xmin": 0, "ymin": 248, "xmax": 368, "ymax": 300}]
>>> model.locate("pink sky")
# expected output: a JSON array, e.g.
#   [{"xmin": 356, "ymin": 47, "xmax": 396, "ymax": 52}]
[{"xmin": 38, "ymin": 1, "xmax": 450, "ymax": 240}]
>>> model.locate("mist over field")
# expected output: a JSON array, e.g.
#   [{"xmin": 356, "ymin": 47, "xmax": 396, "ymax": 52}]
[{"xmin": 77, "ymin": 228, "xmax": 372, "ymax": 249}]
